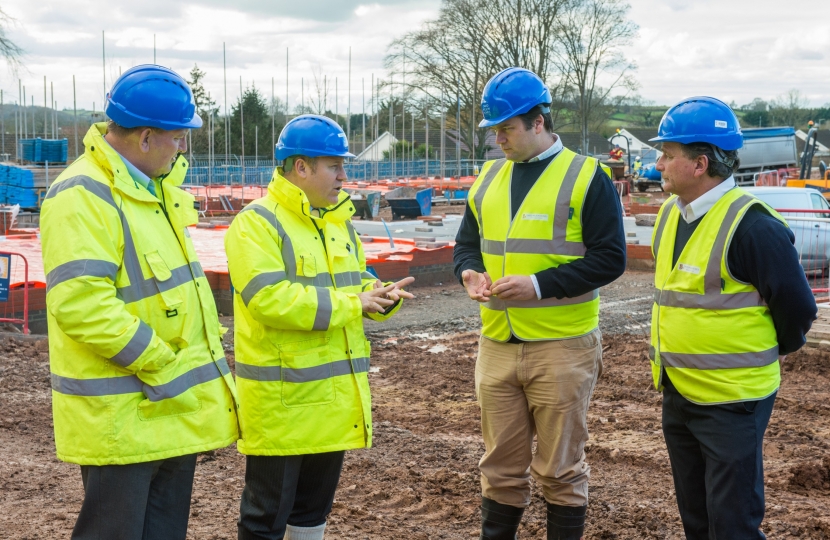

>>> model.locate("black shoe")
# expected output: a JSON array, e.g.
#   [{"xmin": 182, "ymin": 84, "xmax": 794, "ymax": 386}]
[
  {"xmin": 481, "ymin": 497, "xmax": 524, "ymax": 540},
  {"xmin": 546, "ymin": 503, "xmax": 586, "ymax": 540}
]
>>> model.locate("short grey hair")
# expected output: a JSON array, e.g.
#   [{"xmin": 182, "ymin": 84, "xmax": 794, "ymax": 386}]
[{"xmin": 679, "ymin": 143, "xmax": 740, "ymax": 180}]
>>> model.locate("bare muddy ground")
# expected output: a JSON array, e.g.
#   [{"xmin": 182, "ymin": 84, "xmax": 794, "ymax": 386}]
[{"xmin": 2, "ymin": 272, "xmax": 829, "ymax": 538}]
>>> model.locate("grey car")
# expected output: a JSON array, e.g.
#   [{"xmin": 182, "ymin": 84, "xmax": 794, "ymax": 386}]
[{"xmin": 744, "ymin": 186, "xmax": 830, "ymax": 275}]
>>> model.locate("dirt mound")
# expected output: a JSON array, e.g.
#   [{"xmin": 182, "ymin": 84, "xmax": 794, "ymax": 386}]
[
  {"xmin": 2, "ymin": 328, "xmax": 830, "ymax": 538},
  {"xmin": 789, "ymin": 457, "xmax": 830, "ymax": 493}
]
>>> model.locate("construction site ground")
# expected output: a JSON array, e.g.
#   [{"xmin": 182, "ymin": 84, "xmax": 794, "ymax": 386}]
[{"xmin": 2, "ymin": 270, "xmax": 830, "ymax": 539}]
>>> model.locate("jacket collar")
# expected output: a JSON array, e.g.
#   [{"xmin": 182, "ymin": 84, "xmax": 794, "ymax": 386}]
[
  {"xmin": 83, "ymin": 123, "xmax": 190, "ymax": 202},
  {"xmin": 267, "ymin": 170, "xmax": 355, "ymax": 224}
]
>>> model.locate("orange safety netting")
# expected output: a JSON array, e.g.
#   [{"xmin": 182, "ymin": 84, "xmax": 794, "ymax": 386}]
[{"xmin": 0, "ymin": 226, "xmax": 454, "ymax": 288}]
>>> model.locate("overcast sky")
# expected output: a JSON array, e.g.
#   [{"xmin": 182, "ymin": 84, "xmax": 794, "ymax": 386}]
[{"xmin": 2, "ymin": 0, "xmax": 828, "ymax": 116}]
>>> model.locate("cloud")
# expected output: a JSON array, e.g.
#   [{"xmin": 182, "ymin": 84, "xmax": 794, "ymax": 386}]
[
  {"xmin": 627, "ymin": 0, "xmax": 830, "ymax": 105},
  {"xmin": 1, "ymin": 0, "xmax": 827, "ymax": 114}
]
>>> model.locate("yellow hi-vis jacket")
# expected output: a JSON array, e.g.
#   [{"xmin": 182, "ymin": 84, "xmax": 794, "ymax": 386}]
[
  {"xmin": 225, "ymin": 171, "xmax": 402, "ymax": 456},
  {"xmin": 466, "ymin": 148, "xmax": 601, "ymax": 341},
  {"xmin": 42, "ymin": 123, "xmax": 239, "ymax": 466},
  {"xmin": 650, "ymin": 187, "xmax": 783, "ymax": 404}
]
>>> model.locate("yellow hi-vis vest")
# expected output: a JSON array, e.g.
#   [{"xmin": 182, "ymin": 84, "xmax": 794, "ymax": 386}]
[
  {"xmin": 650, "ymin": 187, "xmax": 783, "ymax": 404},
  {"xmin": 42, "ymin": 123, "xmax": 239, "ymax": 465},
  {"xmin": 467, "ymin": 148, "xmax": 600, "ymax": 341},
  {"xmin": 225, "ymin": 171, "xmax": 402, "ymax": 456}
]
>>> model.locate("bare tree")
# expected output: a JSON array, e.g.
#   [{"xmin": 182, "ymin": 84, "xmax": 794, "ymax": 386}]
[
  {"xmin": 552, "ymin": 0, "xmax": 638, "ymax": 153},
  {"xmin": 0, "ymin": 8, "xmax": 22, "ymax": 72},
  {"xmin": 770, "ymin": 89, "xmax": 809, "ymax": 127},
  {"xmin": 385, "ymin": 0, "xmax": 570, "ymax": 160},
  {"xmin": 309, "ymin": 66, "xmax": 329, "ymax": 116}
]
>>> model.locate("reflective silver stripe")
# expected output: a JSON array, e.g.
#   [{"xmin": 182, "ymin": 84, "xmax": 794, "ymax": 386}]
[
  {"xmin": 51, "ymin": 372, "xmax": 143, "ymax": 396},
  {"xmin": 117, "ymin": 263, "xmax": 198, "ymax": 304},
  {"xmin": 654, "ymin": 194, "xmax": 761, "ymax": 311},
  {"xmin": 480, "ymin": 238, "xmax": 586, "ymax": 256},
  {"xmin": 484, "ymin": 289, "xmax": 598, "ymax": 310},
  {"xmin": 110, "ymin": 321, "xmax": 153, "ymax": 368},
  {"xmin": 240, "ymin": 203, "xmax": 281, "ymax": 232},
  {"xmin": 552, "ymin": 154, "xmax": 589, "ymax": 257},
  {"xmin": 334, "ymin": 271, "xmax": 362, "ymax": 288},
  {"xmin": 652, "ymin": 201, "xmax": 674, "ymax": 260},
  {"xmin": 241, "ymin": 271, "xmax": 288, "ymax": 306},
  {"xmin": 313, "ymin": 287, "xmax": 333, "ymax": 331},
  {"xmin": 479, "ymin": 154, "xmax": 589, "ymax": 258},
  {"xmin": 508, "ymin": 238, "xmax": 586, "ymax": 256},
  {"xmin": 45, "ymin": 175, "xmax": 205, "ymax": 305},
  {"xmin": 361, "ymin": 272, "xmax": 377, "ymax": 281},
  {"xmin": 215, "ymin": 356, "xmax": 232, "ymax": 376},
  {"xmin": 345, "ymin": 221, "xmax": 360, "ymax": 262},
  {"xmin": 241, "ymin": 270, "xmax": 362, "ymax": 306},
  {"xmin": 240, "ymin": 203, "xmax": 298, "ymax": 280},
  {"xmin": 704, "ymin": 194, "xmax": 754, "ymax": 294},
  {"xmin": 649, "ymin": 345, "xmax": 656, "ymax": 361},
  {"xmin": 45, "ymin": 175, "xmax": 117, "ymax": 209},
  {"xmin": 235, "ymin": 357, "xmax": 370, "ymax": 382},
  {"xmin": 142, "ymin": 361, "xmax": 226, "ymax": 402},
  {"xmin": 46, "ymin": 259, "xmax": 119, "ymax": 292},
  {"xmin": 473, "ymin": 159, "xmax": 507, "ymax": 231},
  {"xmin": 44, "ymin": 175, "xmax": 145, "ymax": 290},
  {"xmin": 480, "ymin": 239, "xmax": 505, "ymax": 256},
  {"xmin": 654, "ymin": 289, "xmax": 765, "ymax": 310},
  {"xmin": 51, "ymin": 358, "xmax": 231, "ymax": 399},
  {"xmin": 659, "ymin": 347, "xmax": 778, "ymax": 370},
  {"xmin": 190, "ymin": 261, "xmax": 205, "ymax": 278}
]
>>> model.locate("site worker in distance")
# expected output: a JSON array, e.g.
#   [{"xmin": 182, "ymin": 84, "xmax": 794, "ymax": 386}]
[
  {"xmin": 648, "ymin": 96, "xmax": 817, "ymax": 539},
  {"xmin": 453, "ymin": 67, "xmax": 627, "ymax": 540},
  {"xmin": 41, "ymin": 65, "xmax": 239, "ymax": 540},
  {"xmin": 225, "ymin": 114, "xmax": 414, "ymax": 540}
]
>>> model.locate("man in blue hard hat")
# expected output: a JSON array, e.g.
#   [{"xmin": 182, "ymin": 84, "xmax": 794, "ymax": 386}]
[
  {"xmin": 41, "ymin": 64, "xmax": 239, "ymax": 540},
  {"xmin": 648, "ymin": 96, "xmax": 816, "ymax": 539},
  {"xmin": 454, "ymin": 67, "xmax": 627, "ymax": 539},
  {"xmin": 225, "ymin": 114, "xmax": 414, "ymax": 540}
]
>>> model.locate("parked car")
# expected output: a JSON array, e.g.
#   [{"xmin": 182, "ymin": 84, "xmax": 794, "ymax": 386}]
[{"xmin": 744, "ymin": 186, "xmax": 830, "ymax": 274}]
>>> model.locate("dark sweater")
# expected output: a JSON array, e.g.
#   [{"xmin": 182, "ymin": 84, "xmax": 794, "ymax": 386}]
[
  {"xmin": 672, "ymin": 205, "xmax": 817, "ymax": 355},
  {"xmin": 453, "ymin": 151, "xmax": 627, "ymax": 302}
]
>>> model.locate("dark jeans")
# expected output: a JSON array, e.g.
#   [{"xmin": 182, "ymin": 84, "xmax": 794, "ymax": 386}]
[
  {"xmin": 72, "ymin": 453, "xmax": 198, "ymax": 540},
  {"xmin": 238, "ymin": 451, "xmax": 345, "ymax": 540},
  {"xmin": 662, "ymin": 374, "xmax": 776, "ymax": 540}
]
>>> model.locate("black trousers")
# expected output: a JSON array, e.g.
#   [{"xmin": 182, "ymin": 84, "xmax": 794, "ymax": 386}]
[
  {"xmin": 72, "ymin": 453, "xmax": 198, "ymax": 540},
  {"xmin": 238, "ymin": 451, "xmax": 345, "ymax": 540},
  {"xmin": 662, "ymin": 374, "xmax": 776, "ymax": 540}
]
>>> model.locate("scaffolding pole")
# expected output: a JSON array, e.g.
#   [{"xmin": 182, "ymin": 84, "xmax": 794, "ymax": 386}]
[{"xmin": 73, "ymin": 75, "xmax": 79, "ymax": 158}]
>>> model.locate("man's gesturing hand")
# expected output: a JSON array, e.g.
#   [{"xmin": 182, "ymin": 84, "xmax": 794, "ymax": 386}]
[
  {"xmin": 359, "ymin": 277, "xmax": 415, "ymax": 313},
  {"xmin": 462, "ymin": 269, "xmax": 492, "ymax": 302},
  {"xmin": 491, "ymin": 275, "xmax": 536, "ymax": 301}
]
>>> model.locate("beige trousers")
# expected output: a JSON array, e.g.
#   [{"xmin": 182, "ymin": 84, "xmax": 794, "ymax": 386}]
[{"xmin": 475, "ymin": 329, "xmax": 603, "ymax": 508}]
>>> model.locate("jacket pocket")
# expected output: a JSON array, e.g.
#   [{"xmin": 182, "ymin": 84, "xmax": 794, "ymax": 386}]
[
  {"xmin": 136, "ymin": 351, "xmax": 203, "ymax": 420},
  {"xmin": 144, "ymin": 250, "xmax": 185, "ymax": 311},
  {"xmin": 298, "ymin": 253, "xmax": 318, "ymax": 278},
  {"xmin": 278, "ymin": 336, "xmax": 336, "ymax": 408}
]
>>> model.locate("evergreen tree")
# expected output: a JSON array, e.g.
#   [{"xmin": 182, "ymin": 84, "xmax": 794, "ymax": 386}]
[
  {"xmin": 187, "ymin": 64, "xmax": 218, "ymax": 156},
  {"xmin": 220, "ymin": 84, "xmax": 283, "ymax": 159}
]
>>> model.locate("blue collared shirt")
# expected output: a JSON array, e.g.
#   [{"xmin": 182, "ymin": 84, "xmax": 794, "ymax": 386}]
[{"xmin": 117, "ymin": 151, "xmax": 157, "ymax": 196}]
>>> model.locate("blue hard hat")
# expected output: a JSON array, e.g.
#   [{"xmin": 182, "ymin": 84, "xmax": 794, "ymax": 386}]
[
  {"xmin": 479, "ymin": 67, "xmax": 552, "ymax": 128},
  {"xmin": 649, "ymin": 96, "xmax": 742, "ymax": 151},
  {"xmin": 106, "ymin": 64, "xmax": 202, "ymax": 130},
  {"xmin": 275, "ymin": 114, "xmax": 355, "ymax": 161}
]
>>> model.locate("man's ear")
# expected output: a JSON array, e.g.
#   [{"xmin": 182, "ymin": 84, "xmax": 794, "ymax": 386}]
[
  {"xmin": 693, "ymin": 154, "xmax": 709, "ymax": 178},
  {"xmin": 295, "ymin": 158, "xmax": 309, "ymax": 178},
  {"xmin": 138, "ymin": 129, "xmax": 153, "ymax": 154}
]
